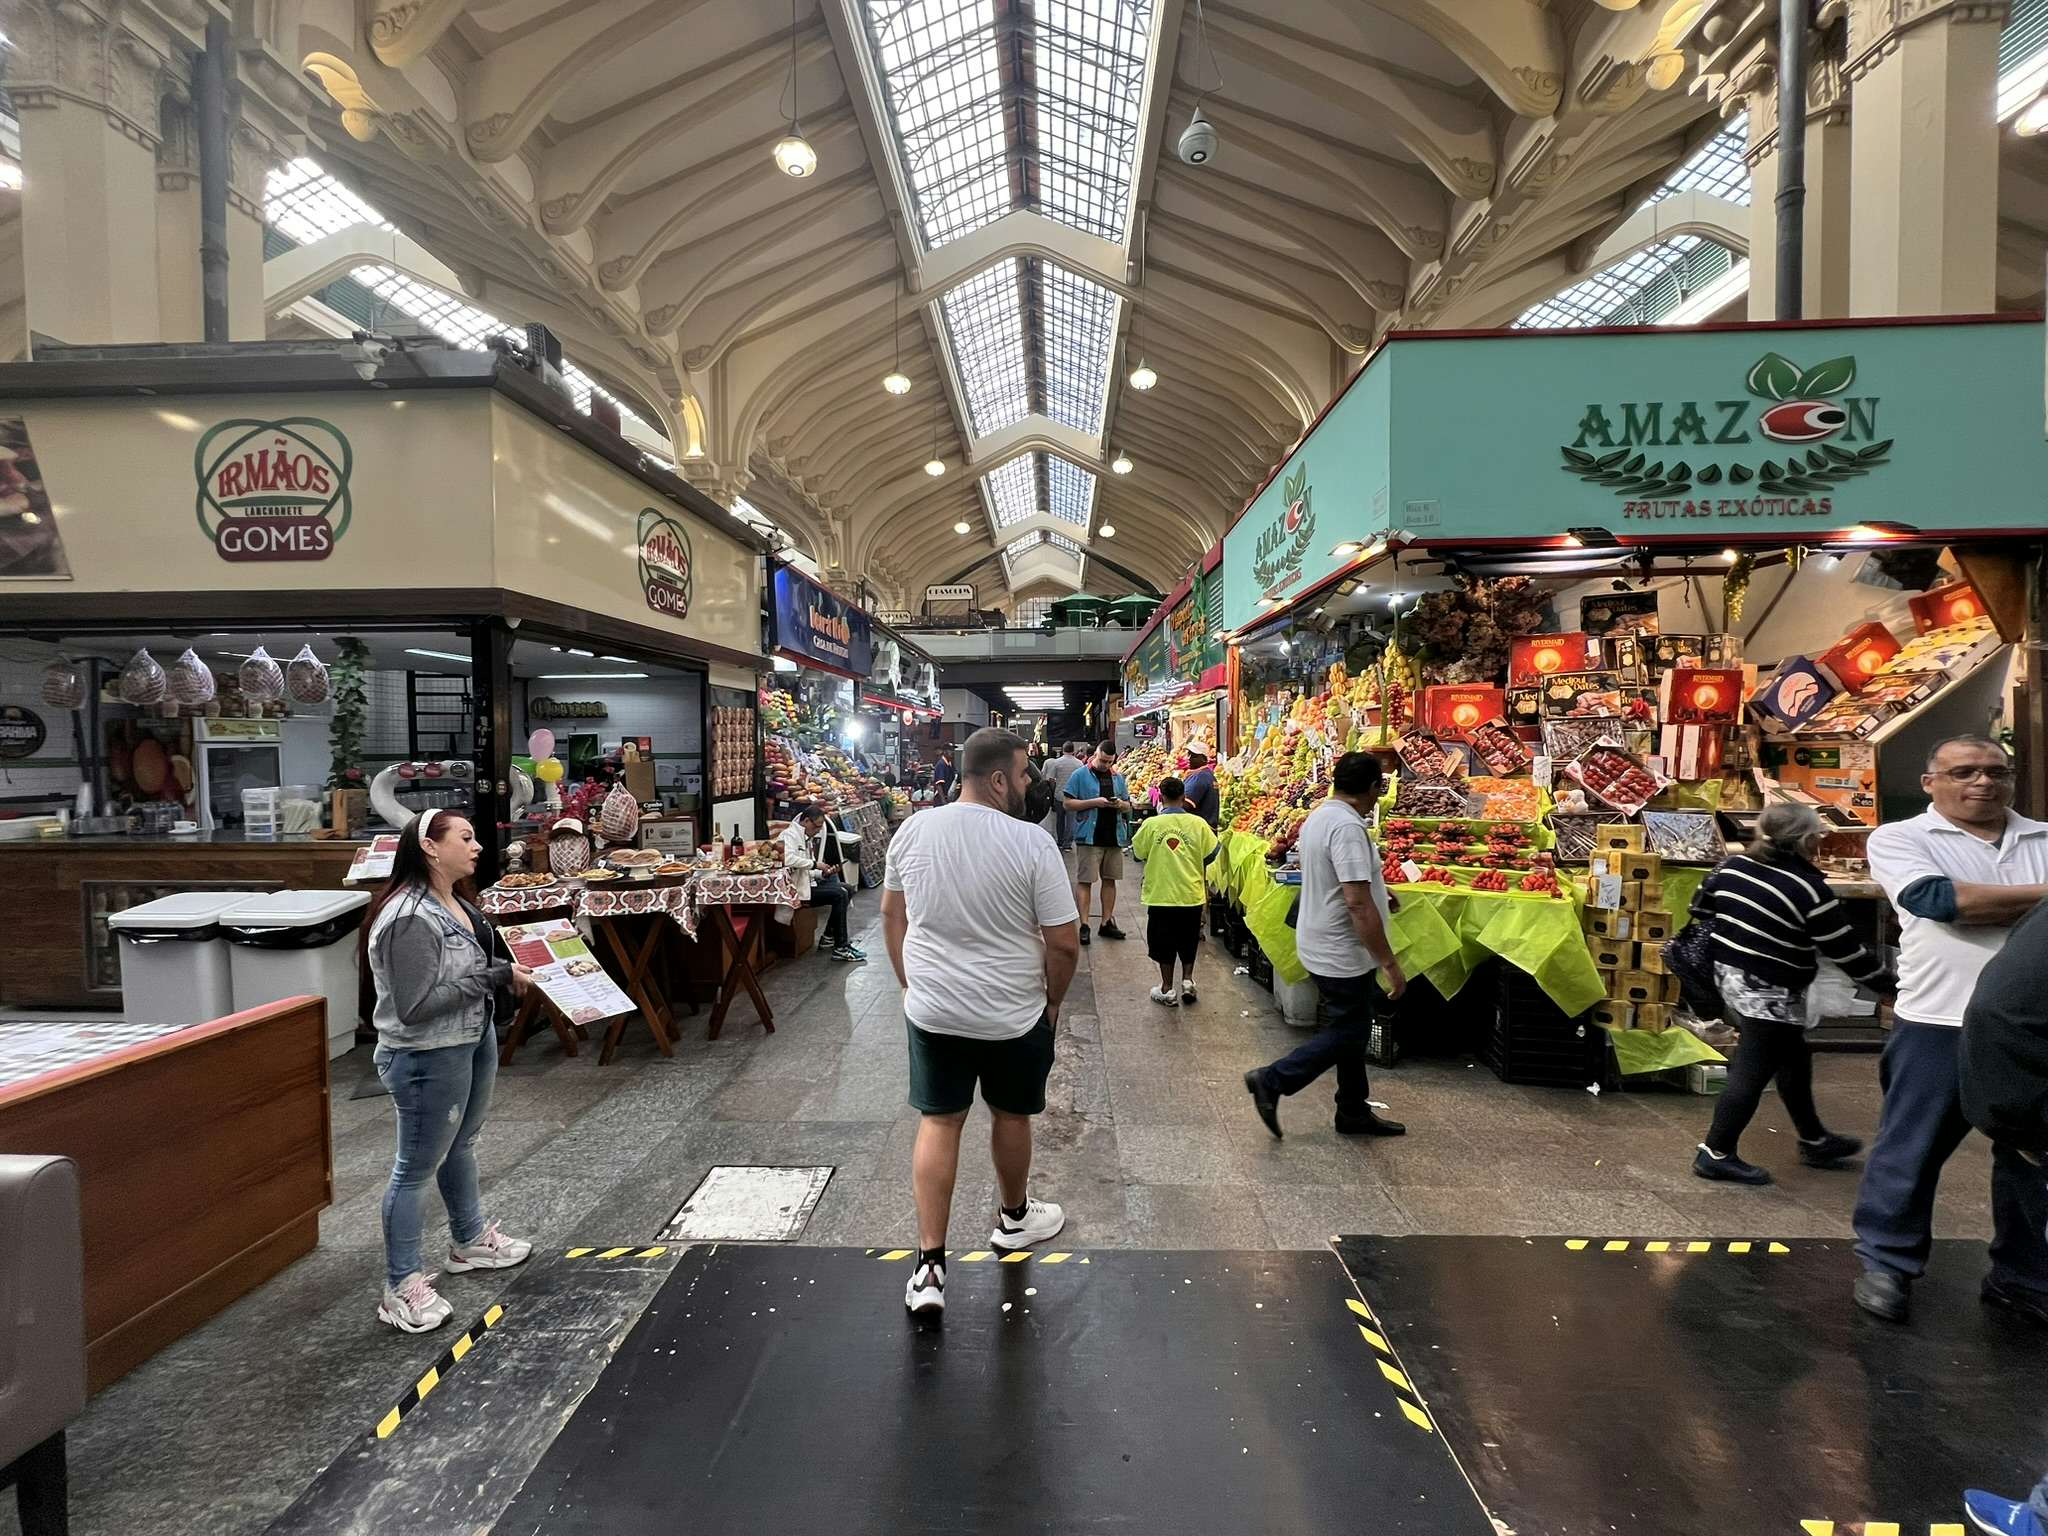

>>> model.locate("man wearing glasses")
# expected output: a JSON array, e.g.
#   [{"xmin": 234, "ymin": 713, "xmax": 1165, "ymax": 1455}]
[{"xmin": 1852, "ymin": 736, "xmax": 2048, "ymax": 1325}]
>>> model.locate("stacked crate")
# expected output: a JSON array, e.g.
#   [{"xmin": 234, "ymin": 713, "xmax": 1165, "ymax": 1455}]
[{"xmin": 1582, "ymin": 825, "xmax": 1681, "ymax": 1035}]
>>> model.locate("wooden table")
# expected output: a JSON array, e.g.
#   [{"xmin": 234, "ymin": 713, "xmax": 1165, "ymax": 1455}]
[{"xmin": 673, "ymin": 868, "xmax": 805, "ymax": 1041}]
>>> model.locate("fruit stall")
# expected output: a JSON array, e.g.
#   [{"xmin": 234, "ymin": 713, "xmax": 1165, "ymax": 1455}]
[
  {"xmin": 1205, "ymin": 314, "xmax": 2048, "ymax": 1084},
  {"xmin": 1116, "ymin": 544, "xmax": 1230, "ymax": 805}
]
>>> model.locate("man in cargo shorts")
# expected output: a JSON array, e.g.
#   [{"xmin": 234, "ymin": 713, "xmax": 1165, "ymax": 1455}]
[{"xmin": 1064, "ymin": 741, "xmax": 1132, "ymax": 945}]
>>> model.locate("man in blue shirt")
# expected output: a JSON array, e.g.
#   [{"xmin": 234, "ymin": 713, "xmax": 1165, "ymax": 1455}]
[
  {"xmin": 1183, "ymin": 750, "xmax": 1220, "ymax": 829},
  {"xmin": 1063, "ymin": 741, "xmax": 1131, "ymax": 945}
]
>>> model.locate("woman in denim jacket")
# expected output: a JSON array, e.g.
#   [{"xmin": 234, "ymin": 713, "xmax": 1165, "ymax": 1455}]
[{"xmin": 361, "ymin": 809, "xmax": 537, "ymax": 1332}]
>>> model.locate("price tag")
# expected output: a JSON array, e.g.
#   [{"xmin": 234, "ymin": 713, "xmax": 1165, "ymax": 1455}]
[
  {"xmin": 1400, "ymin": 859, "xmax": 1423, "ymax": 883},
  {"xmin": 1531, "ymin": 754, "xmax": 1553, "ymax": 789}
]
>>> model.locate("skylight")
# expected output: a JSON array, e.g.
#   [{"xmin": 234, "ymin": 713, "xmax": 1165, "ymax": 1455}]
[
  {"xmin": 980, "ymin": 455, "xmax": 1038, "ymax": 527},
  {"xmin": 1648, "ymin": 114, "xmax": 1751, "ymax": 207},
  {"xmin": 979, "ymin": 451, "xmax": 1099, "ymax": 535},
  {"xmin": 942, "ymin": 259, "xmax": 1033, "ymax": 436},
  {"xmin": 861, "ymin": 0, "xmax": 1155, "ymax": 250},
  {"xmin": 1040, "ymin": 262, "xmax": 1119, "ymax": 433},
  {"xmin": 263, "ymin": 158, "xmax": 661, "ymax": 444},
  {"xmin": 1044, "ymin": 455, "xmax": 1097, "ymax": 529}
]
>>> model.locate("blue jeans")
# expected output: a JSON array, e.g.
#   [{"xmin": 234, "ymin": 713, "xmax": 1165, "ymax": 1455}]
[
  {"xmin": 1851, "ymin": 1021, "xmax": 2048, "ymax": 1293},
  {"xmin": 1261, "ymin": 970, "xmax": 1378, "ymax": 1119},
  {"xmin": 376, "ymin": 1024, "xmax": 495, "ymax": 1289}
]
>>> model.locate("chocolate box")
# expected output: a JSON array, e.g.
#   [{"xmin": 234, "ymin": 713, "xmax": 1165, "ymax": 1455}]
[
  {"xmin": 1421, "ymin": 685, "xmax": 1507, "ymax": 740},
  {"xmin": 1659, "ymin": 667, "xmax": 1747, "ymax": 725},
  {"xmin": 1510, "ymin": 633, "xmax": 1603, "ymax": 688},
  {"xmin": 1909, "ymin": 581, "xmax": 1987, "ymax": 634},
  {"xmin": 1752, "ymin": 658, "xmax": 1839, "ymax": 731},
  {"xmin": 1818, "ymin": 622, "xmax": 1902, "ymax": 694},
  {"xmin": 1579, "ymin": 590, "xmax": 1662, "ymax": 637},
  {"xmin": 1537, "ymin": 670, "xmax": 1626, "ymax": 718}
]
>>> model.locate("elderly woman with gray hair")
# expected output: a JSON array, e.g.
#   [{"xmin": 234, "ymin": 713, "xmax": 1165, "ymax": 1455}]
[{"xmin": 1692, "ymin": 800, "xmax": 1897, "ymax": 1186}]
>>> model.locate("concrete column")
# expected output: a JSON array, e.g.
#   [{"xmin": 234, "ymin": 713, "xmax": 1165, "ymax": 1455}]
[
  {"xmin": 1846, "ymin": 0, "xmax": 2008, "ymax": 316},
  {"xmin": 8, "ymin": 3, "xmax": 177, "ymax": 345}
]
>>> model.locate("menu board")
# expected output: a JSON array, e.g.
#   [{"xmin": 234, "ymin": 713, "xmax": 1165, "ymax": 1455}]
[
  {"xmin": 499, "ymin": 919, "xmax": 636, "ymax": 1026},
  {"xmin": 345, "ymin": 834, "xmax": 401, "ymax": 886}
]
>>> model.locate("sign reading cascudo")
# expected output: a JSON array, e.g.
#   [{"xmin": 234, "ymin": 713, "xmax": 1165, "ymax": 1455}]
[
  {"xmin": 637, "ymin": 508, "xmax": 694, "ymax": 619},
  {"xmin": 1560, "ymin": 349, "xmax": 1890, "ymax": 523},
  {"xmin": 194, "ymin": 417, "xmax": 354, "ymax": 561}
]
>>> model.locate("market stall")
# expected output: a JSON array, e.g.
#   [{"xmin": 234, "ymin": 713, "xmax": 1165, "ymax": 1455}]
[
  {"xmin": 1211, "ymin": 314, "xmax": 2048, "ymax": 1084},
  {"xmin": 0, "ymin": 339, "xmax": 770, "ymax": 1014},
  {"xmin": 1116, "ymin": 547, "xmax": 1228, "ymax": 805}
]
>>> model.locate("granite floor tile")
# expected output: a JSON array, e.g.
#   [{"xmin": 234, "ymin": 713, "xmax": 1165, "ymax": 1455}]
[
  {"xmin": 1121, "ymin": 1182, "xmax": 1272, "ymax": 1249},
  {"xmin": 1251, "ymin": 1180, "xmax": 1413, "ymax": 1248}
]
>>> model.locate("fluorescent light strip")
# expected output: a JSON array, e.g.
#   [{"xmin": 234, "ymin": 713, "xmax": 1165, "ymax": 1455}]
[
  {"xmin": 406, "ymin": 648, "xmax": 472, "ymax": 664},
  {"xmin": 535, "ymin": 672, "xmax": 649, "ymax": 680}
]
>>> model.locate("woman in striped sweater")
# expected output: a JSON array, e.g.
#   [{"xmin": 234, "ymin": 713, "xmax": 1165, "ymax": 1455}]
[{"xmin": 1693, "ymin": 801, "xmax": 1897, "ymax": 1186}]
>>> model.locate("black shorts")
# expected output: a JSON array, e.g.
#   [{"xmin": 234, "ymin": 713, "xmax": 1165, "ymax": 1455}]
[
  {"xmin": 906, "ymin": 1013, "xmax": 1054, "ymax": 1116},
  {"xmin": 1147, "ymin": 904, "xmax": 1204, "ymax": 966}
]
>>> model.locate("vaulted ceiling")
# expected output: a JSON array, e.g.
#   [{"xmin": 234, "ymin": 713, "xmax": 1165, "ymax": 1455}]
[{"xmin": 260, "ymin": 0, "xmax": 1751, "ymax": 606}]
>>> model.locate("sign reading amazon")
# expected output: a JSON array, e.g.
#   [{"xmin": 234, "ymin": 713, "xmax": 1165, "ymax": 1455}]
[
  {"xmin": 772, "ymin": 564, "xmax": 873, "ymax": 678},
  {"xmin": 194, "ymin": 417, "xmax": 353, "ymax": 561},
  {"xmin": 1558, "ymin": 349, "xmax": 1890, "ymax": 522}
]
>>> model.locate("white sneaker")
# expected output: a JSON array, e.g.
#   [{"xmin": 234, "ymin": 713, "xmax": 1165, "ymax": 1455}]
[
  {"xmin": 990, "ymin": 1196, "xmax": 1066, "ymax": 1251},
  {"xmin": 379, "ymin": 1271, "xmax": 454, "ymax": 1333},
  {"xmin": 1149, "ymin": 984, "xmax": 1179, "ymax": 1007},
  {"xmin": 446, "ymin": 1220, "xmax": 533, "ymax": 1273},
  {"xmin": 1181, "ymin": 980, "xmax": 1198, "ymax": 1004},
  {"xmin": 904, "ymin": 1259, "xmax": 945, "ymax": 1316}
]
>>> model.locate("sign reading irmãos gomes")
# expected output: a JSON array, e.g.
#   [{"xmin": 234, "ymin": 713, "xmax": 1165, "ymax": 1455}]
[
  {"xmin": 194, "ymin": 418, "xmax": 353, "ymax": 561},
  {"xmin": 1559, "ymin": 350, "xmax": 1890, "ymax": 523},
  {"xmin": 637, "ymin": 508, "xmax": 693, "ymax": 619}
]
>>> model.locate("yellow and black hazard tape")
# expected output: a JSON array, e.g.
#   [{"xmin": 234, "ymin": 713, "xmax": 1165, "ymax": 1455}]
[
  {"xmin": 1566, "ymin": 1239, "xmax": 1792, "ymax": 1254},
  {"xmin": 374, "ymin": 1303, "xmax": 503, "ymax": 1441},
  {"xmin": 1799, "ymin": 1521, "xmax": 1967, "ymax": 1534},
  {"xmin": 871, "ymin": 1248, "xmax": 1086, "ymax": 1264},
  {"xmin": 1344, "ymin": 1295, "xmax": 1435, "ymax": 1434},
  {"xmin": 564, "ymin": 1245, "xmax": 669, "ymax": 1260}
]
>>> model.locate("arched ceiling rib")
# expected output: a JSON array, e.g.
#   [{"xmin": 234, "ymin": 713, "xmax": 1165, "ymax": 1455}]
[{"xmin": 271, "ymin": 0, "xmax": 1787, "ymax": 606}]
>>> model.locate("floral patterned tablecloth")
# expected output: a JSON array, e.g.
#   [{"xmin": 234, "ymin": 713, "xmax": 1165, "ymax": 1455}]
[{"xmin": 479, "ymin": 868, "xmax": 804, "ymax": 940}]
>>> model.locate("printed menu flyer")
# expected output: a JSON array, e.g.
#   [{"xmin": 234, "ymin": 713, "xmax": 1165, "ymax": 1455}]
[
  {"xmin": 345, "ymin": 835, "xmax": 401, "ymax": 885},
  {"xmin": 499, "ymin": 919, "xmax": 635, "ymax": 1026}
]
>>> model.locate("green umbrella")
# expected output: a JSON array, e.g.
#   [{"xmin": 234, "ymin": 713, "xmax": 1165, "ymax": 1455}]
[
  {"xmin": 1050, "ymin": 594, "xmax": 1109, "ymax": 627},
  {"xmin": 1105, "ymin": 594, "xmax": 1160, "ymax": 629}
]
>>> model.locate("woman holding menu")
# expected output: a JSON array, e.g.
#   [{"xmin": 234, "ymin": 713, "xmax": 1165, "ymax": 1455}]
[{"xmin": 361, "ymin": 809, "xmax": 538, "ymax": 1333}]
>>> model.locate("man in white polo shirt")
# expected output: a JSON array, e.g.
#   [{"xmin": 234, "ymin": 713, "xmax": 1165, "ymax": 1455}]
[{"xmin": 1852, "ymin": 735, "xmax": 2048, "ymax": 1325}]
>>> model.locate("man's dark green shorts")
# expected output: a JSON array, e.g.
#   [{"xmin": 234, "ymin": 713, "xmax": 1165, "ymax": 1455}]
[{"xmin": 907, "ymin": 1013, "xmax": 1055, "ymax": 1115}]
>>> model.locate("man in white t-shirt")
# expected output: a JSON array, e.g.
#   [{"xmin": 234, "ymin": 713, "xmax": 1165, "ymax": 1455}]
[
  {"xmin": 1243, "ymin": 752, "xmax": 1408, "ymax": 1141},
  {"xmin": 882, "ymin": 727, "xmax": 1081, "ymax": 1319},
  {"xmin": 1851, "ymin": 735, "xmax": 2048, "ymax": 1326}
]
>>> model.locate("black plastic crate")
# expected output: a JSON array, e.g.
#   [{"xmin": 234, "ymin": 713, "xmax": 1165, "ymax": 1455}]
[
  {"xmin": 1209, "ymin": 897, "xmax": 1234, "ymax": 942},
  {"xmin": 1247, "ymin": 942, "xmax": 1275, "ymax": 991},
  {"xmin": 1487, "ymin": 965, "xmax": 1605, "ymax": 1088}
]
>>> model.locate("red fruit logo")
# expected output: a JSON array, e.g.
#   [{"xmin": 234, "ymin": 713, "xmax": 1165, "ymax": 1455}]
[
  {"xmin": 1284, "ymin": 496, "xmax": 1305, "ymax": 532},
  {"xmin": 1758, "ymin": 400, "xmax": 1848, "ymax": 443},
  {"xmin": 1165, "ymin": 837, "xmax": 1182, "ymax": 852}
]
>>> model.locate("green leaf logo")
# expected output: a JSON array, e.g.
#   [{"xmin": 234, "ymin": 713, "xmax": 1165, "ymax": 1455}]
[
  {"xmin": 1795, "ymin": 356, "xmax": 1855, "ymax": 397},
  {"xmin": 1746, "ymin": 352, "xmax": 1803, "ymax": 401}
]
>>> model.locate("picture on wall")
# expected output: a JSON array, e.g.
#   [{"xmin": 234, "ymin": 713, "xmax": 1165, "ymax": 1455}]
[{"xmin": 0, "ymin": 416, "xmax": 70, "ymax": 579}]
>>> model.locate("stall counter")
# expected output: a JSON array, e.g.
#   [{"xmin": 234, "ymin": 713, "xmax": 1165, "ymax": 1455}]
[{"xmin": 0, "ymin": 833, "xmax": 365, "ymax": 1010}]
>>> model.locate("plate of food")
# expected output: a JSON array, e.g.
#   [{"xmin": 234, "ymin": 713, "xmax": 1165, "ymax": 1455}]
[
  {"xmin": 605, "ymin": 847, "xmax": 664, "ymax": 868},
  {"xmin": 576, "ymin": 867, "xmax": 622, "ymax": 882},
  {"xmin": 496, "ymin": 872, "xmax": 558, "ymax": 890},
  {"xmin": 654, "ymin": 862, "xmax": 695, "ymax": 878}
]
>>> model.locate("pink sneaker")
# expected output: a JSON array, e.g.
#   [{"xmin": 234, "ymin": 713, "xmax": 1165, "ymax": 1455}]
[
  {"xmin": 378, "ymin": 1271, "xmax": 453, "ymax": 1333},
  {"xmin": 446, "ymin": 1220, "xmax": 533, "ymax": 1273}
]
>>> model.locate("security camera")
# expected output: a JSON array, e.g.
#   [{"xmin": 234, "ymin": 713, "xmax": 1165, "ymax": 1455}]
[
  {"xmin": 1178, "ymin": 108, "xmax": 1216, "ymax": 166},
  {"xmin": 351, "ymin": 331, "xmax": 394, "ymax": 382}
]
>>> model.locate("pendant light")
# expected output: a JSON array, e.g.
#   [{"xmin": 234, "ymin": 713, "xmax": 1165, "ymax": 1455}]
[
  {"xmin": 1127, "ymin": 356, "xmax": 1157, "ymax": 391},
  {"xmin": 882, "ymin": 282, "xmax": 911, "ymax": 395},
  {"xmin": 1110, "ymin": 451, "xmax": 1133, "ymax": 475},
  {"xmin": 924, "ymin": 401, "xmax": 947, "ymax": 476},
  {"xmin": 954, "ymin": 519, "xmax": 971, "ymax": 535},
  {"xmin": 772, "ymin": 0, "xmax": 817, "ymax": 177}
]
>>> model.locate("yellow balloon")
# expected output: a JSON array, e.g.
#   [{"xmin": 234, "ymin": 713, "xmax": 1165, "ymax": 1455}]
[{"xmin": 536, "ymin": 756, "xmax": 565, "ymax": 783}]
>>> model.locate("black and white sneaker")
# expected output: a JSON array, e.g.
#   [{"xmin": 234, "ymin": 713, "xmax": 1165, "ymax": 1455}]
[
  {"xmin": 904, "ymin": 1259, "xmax": 945, "ymax": 1317},
  {"xmin": 990, "ymin": 1196, "xmax": 1066, "ymax": 1251}
]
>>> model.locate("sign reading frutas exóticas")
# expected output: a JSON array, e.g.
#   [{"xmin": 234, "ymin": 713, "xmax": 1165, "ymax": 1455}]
[
  {"xmin": 1252, "ymin": 463, "xmax": 1317, "ymax": 598},
  {"xmin": 1560, "ymin": 351, "xmax": 1890, "ymax": 523},
  {"xmin": 637, "ymin": 508, "xmax": 694, "ymax": 619},
  {"xmin": 194, "ymin": 418, "xmax": 354, "ymax": 561}
]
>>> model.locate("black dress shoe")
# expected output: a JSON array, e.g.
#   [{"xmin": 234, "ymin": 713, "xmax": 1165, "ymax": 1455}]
[
  {"xmin": 1798, "ymin": 1132, "xmax": 1864, "ymax": 1167},
  {"xmin": 1335, "ymin": 1112, "xmax": 1406, "ymax": 1136},
  {"xmin": 1243, "ymin": 1070, "xmax": 1282, "ymax": 1139},
  {"xmin": 1982, "ymin": 1276, "xmax": 2048, "ymax": 1325},
  {"xmin": 1693, "ymin": 1146, "xmax": 1772, "ymax": 1185},
  {"xmin": 1854, "ymin": 1268, "xmax": 1910, "ymax": 1323},
  {"xmin": 1098, "ymin": 920, "xmax": 1127, "ymax": 941}
]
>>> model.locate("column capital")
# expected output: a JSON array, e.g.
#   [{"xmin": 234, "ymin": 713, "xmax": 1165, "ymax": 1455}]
[
  {"xmin": 1844, "ymin": 0, "xmax": 2011, "ymax": 82},
  {"xmin": 5, "ymin": 0, "xmax": 190, "ymax": 150}
]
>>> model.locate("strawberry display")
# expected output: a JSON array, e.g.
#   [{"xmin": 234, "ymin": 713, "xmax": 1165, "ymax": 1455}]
[
  {"xmin": 1470, "ymin": 870, "xmax": 1511, "ymax": 892},
  {"xmin": 1418, "ymin": 867, "xmax": 1458, "ymax": 886},
  {"xmin": 1519, "ymin": 870, "xmax": 1564, "ymax": 897},
  {"xmin": 1564, "ymin": 743, "xmax": 1670, "ymax": 815}
]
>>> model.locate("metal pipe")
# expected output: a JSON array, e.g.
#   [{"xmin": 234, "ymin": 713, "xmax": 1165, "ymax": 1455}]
[
  {"xmin": 1774, "ymin": 0, "xmax": 1808, "ymax": 320},
  {"xmin": 195, "ymin": 16, "xmax": 234, "ymax": 342}
]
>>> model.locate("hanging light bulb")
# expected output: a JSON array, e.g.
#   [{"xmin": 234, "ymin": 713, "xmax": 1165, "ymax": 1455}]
[
  {"xmin": 882, "ymin": 279, "xmax": 910, "ymax": 393},
  {"xmin": 1110, "ymin": 451, "xmax": 1133, "ymax": 475},
  {"xmin": 954, "ymin": 519, "xmax": 971, "ymax": 535},
  {"xmin": 925, "ymin": 456, "xmax": 948, "ymax": 477},
  {"xmin": 772, "ymin": 0, "xmax": 816, "ymax": 177},
  {"xmin": 1099, "ymin": 523, "xmax": 1117, "ymax": 539},
  {"xmin": 1128, "ymin": 359, "xmax": 1158, "ymax": 391}
]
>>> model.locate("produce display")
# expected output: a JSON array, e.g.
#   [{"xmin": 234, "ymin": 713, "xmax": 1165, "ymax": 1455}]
[
  {"xmin": 766, "ymin": 734, "xmax": 904, "ymax": 817},
  {"xmin": 1565, "ymin": 743, "xmax": 1669, "ymax": 815},
  {"xmin": 1393, "ymin": 780, "xmax": 1471, "ymax": 819},
  {"xmin": 1396, "ymin": 730, "xmax": 1461, "ymax": 782},
  {"xmin": 1641, "ymin": 810, "xmax": 1722, "ymax": 864},
  {"xmin": 1119, "ymin": 739, "xmax": 1172, "ymax": 800},
  {"xmin": 1468, "ymin": 717, "xmax": 1531, "ymax": 776}
]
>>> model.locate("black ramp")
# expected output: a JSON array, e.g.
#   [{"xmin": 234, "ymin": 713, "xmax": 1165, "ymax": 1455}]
[
  {"xmin": 496, "ymin": 1245, "xmax": 1492, "ymax": 1534},
  {"xmin": 1335, "ymin": 1235, "xmax": 2048, "ymax": 1536}
]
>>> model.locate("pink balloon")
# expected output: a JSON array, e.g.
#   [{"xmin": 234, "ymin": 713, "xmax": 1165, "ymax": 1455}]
[{"xmin": 528, "ymin": 728, "xmax": 555, "ymax": 759}]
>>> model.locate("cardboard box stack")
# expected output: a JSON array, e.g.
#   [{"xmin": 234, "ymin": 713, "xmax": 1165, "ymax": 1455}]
[{"xmin": 1583, "ymin": 827, "xmax": 1680, "ymax": 1031}]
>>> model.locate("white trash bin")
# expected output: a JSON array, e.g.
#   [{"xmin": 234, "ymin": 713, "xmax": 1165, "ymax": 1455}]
[
  {"xmin": 220, "ymin": 890, "xmax": 372, "ymax": 1059},
  {"xmin": 107, "ymin": 890, "xmax": 264, "ymax": 1026}
]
